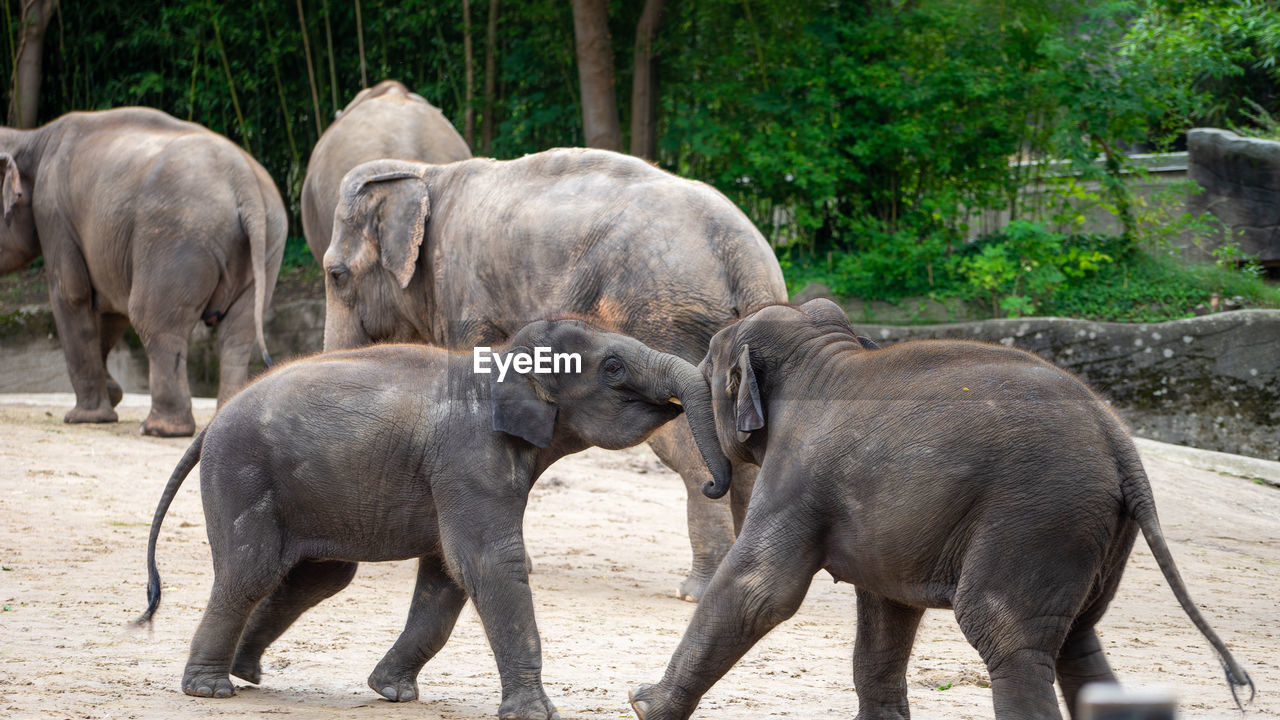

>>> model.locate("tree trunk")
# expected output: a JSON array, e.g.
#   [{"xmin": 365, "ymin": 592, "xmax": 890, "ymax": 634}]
[
  {"xmin": 571, "ymin": 0, "xmax": 621, "ymax": 151},
  {"xmin": 482, "ymin": 0, "xmax": 500, "ymax": 154},
  {"xmin": 463, "ymin": 0, "xmax": 475, "ymax": 147},
  {"xmin": 629, "ymin": 0, "xmax": 664, "ymax": 160},
  {"xmin": 8, "ymin": 0, "xmax": 58, "ymax": 129}
]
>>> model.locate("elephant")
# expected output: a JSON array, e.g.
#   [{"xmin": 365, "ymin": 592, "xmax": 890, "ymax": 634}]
[
  {"xmin": 629, "ymin": 299, "xmax": 1254, "ymax": 720},
  {"xmin": 322, "ymin": 148, "xmax": 788, "ymax": 600},
  {"xmin": 301, "ymin": 79, "xmax": 470, "ymax": 263},
  {"xmin": 0, "ymin": 107, "xmax": 286, "ymax": 436},
  {"xmin": 136, "ymin": 319, "xmax": 730, "ymax": 720}
]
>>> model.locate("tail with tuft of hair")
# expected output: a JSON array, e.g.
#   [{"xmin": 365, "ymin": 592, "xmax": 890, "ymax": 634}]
[{"xmin": 133, "ymin": 430, "xmax": 205, "ymax": 628}]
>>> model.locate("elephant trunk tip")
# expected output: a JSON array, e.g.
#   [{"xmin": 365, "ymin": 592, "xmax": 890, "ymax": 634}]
[{"xmin": 701, "ymin": 475, "xmax": 730, "ymax": 500}]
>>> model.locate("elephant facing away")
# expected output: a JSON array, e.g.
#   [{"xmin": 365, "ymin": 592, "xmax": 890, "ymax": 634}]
[
  {"xmin": 0, "ymin": 108, "xmax": 286, "ymax": 436},
  {"xmin": 137, "ymin": 320, "xmax": 730, "ymax": 720},
  {"xmin": 301, "ymin": 79, "xmax": 470, "ymax": 263},
  {"xmin": 630, "ymin": 299, "xmax": 1253, "ymax": 720},
  {"xmin": 322, "ymin": 148, "xmax": 789, "ymax": 600}
]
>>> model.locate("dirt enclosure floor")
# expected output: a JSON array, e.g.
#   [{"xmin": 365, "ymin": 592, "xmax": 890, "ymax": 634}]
[{"xmin": 0, "ymin": 396, "xmax": 1277, "ymax": 720}]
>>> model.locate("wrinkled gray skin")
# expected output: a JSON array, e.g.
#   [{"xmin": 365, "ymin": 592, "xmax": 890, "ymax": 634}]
[
  {"xmin": 301, "ymin": 79, "xmax": 470, "ymax": 263},
  {"xmin": 0, "ymin": 107, "xmax": 285, "ymax": 436},
  {"xmin": 630, "ymin": 299, "xmax": 1254, "ymax": 720},
  {"xmin": 138, "ymin": 320, "xmax": 729, "ymax": 720},
  {"xmin": 323, "ymin": 149, "xmax": 787, "ymax": 600}
]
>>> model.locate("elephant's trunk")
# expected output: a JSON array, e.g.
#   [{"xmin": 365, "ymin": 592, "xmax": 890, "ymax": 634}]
[{"xmin": 649, "ymin": 351, "xmax": 733, "ymax": 500}]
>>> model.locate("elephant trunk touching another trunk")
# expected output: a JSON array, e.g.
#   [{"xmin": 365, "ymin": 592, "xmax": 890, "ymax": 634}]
[{"xmin": 650, "ymin": 353, "xmax": 732, "ymax": 500}]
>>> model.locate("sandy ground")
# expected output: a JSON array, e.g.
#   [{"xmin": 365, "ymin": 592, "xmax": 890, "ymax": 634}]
[{"xmin": 0, "ymin": 397, "xmax": 1277, "ymax": 720}]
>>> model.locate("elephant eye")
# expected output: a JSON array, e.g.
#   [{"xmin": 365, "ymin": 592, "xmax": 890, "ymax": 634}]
[{"xmin": 603, "ymin": 357, "xmax": 624, "ymax": 376}]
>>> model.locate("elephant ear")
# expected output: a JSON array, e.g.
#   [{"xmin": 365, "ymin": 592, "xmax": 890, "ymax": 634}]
[
  {"xmin": 375, "ymin": 175, "xmax": 431, "ymax": 289},
  {"xmin": 734, "ymin": 343, "xmax": 765, "ymax": 438},
  {"xmin": 490, "ymin": 346, "xmax": 557, "ymax": 448},
  {"xmin": 0, "ymin": 152, "xmax": 23, "ymax": 222}
]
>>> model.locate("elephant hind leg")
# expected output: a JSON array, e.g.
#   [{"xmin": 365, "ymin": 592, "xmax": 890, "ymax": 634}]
[
  {"xmin": 952, "ymin": 554, "xmax": 1099, "ymax": 720},
  {"xmin": 129, "ymin": 254, "xmax": 217, "ymax": 436},
  {"xmin": 211, "ymin": 289, "xmax": 258, "ymax": 408},
  {"xmin": 1056, "ymin": 625, "xmax": 1116, "ymax": 719},
  {"xmin": 46, "ymin": 257, "xmax": 116, "ymax": 423},
  {"xmin": 647, "ymin": 417, "xmax": 736, "ymax": 602},
  {"xmin": 230, "ymin": 559, "xmax": 359, "ymax": 684},
  {"xmin": 99, "ymin": 312, "xmax": 130, "ymax": 407}
]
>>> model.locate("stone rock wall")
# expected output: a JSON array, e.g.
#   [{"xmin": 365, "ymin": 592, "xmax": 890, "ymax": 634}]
[
  {"xmin": 1188, "ymin": 127, "xmax": 1280, "ymax": 265},
  {"xmin": 855, "ymin": 310, "xmax": 1279, "ymax": 461}
]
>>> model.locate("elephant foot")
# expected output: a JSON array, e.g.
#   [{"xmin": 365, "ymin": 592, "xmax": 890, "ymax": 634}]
[
  {"xmin": 106, "ymin": 377, "xmax": 124, "ymax": 408},
  {"xmin": 141, "ymin": 411, "xmax": 196, "ymax": 437},
  {"xmin": 182, "ymin": 664, "xmax": 236, "ymax": 698},
  {"xmin": 367, "ymin": 665, "xmax": 419, "ymax": 703},
  {"xmin": 678, "ymin": 572, "xmax": 712, "ymax": 603},
  {"xmin": 64, "ymin": 405, "xmax": 118, "ymax": 424},
  {"xmin": 498, "ymin": 686, "xmax": 560, "ymax": 720},
  {"xmin": 629, "ymin": 684, "xmax": 680, "ymax": 720},
  {"xmin": 230, "ymin": 656, "xmax": 262, "ymax": 685}
]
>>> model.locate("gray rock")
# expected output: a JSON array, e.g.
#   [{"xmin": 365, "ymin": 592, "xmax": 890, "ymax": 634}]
[{"xmin": 1188, "ymin": 127, "xmax": 1280, "ymax": 264}]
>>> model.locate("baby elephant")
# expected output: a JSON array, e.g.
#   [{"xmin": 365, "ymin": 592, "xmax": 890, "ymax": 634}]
[
  {"xmin": 630, "ymin": 299, "xmax": 1253, "ymax": 720},
  {"xmin": 137, "ymin": 319, "xmax": 728, "ymax": 720}
]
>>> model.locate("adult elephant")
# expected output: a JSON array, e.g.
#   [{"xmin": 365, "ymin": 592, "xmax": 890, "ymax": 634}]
[
  {"xmin": 301, "ymin": 79, "xmax": 470, "ymax": 263},
  {"xmin": 322, "ymin": 148, "xmax": 788, "ymax": 600},
  {"xmin": 0, "ymin": 107, "xmax": 286, "ymax": 436}
]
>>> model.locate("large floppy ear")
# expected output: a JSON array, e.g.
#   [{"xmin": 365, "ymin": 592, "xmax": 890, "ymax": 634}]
[
  {"xmin": 490, "ymin": 346, "xmax": 557, "ymax": 448},
  {"xmin": 734, "ymin": 343, "xmax": 765, "ymax": 436},
  {"xmin": 374, "ymin": 175, "xmax": 430, "ymax": 289},
  {"xmin": 0, "ymin": 152, "xmax": 23, "ymax": 222}
]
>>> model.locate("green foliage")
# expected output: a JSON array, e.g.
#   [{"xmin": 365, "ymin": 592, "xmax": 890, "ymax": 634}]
[
  {"xmin": 1039, "ymin": 241, "xmax": 1280, "ymax": 321},
  {"xmin": 0, "ymin": 0, "xmax": 1274, "ymax": 319}
]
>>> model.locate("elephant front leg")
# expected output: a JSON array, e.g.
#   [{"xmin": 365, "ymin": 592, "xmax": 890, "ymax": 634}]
[
  {"xmin": 368, "ymin": 554, "xmax": 468, "ymax": 702},
  {"xmin": 439, "ymin": 504, "xmax": 559, "ymax": 720},
  {"xmin": 630, "ymin": 504, "xmax": 823, "ymax": 720},
  {"xmin": 46, "ymin": 271, "xmax": 116, "ymax": 424},
  {"xmin": 232, "ymin": 559, "xmax": 359, "ymax": 684}
]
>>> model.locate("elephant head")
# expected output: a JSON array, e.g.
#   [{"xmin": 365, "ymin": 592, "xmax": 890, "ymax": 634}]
[
  {"xmin": 489, "ymin": 319, "xmax": 731, "ymax": 493},
  {"xmin": 323, "ymin": 159, "xmax": 434, "ymax": 350},
  {"xmin": 700, "ymin": 299, "xmax": 867, "ymax": 490},
  {"xmin": 0, "ymin": 151, "xmax": 38, "ymax": 274}
]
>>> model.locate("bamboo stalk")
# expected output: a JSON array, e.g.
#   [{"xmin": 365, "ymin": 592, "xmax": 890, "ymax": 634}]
[
  {"xmin": 209, "ymin": 5, "xmax": 250, "ymax": 150},
  {"xmin": 463, "ymin": 0, "xmax": 474, "ymax": 147},
  {"xmin": 186, "ymin": 33, "xmax": 200, "ymax": 121},
  {"xmin": 354, "ymin": 0, "xmax": 366, "ymax": 88},
  {"xmin": 296, "ymin": 0, "xmax": 323, "ymax": 137},
  {"xmin": 322, "ymin": 0, "xmax": 338, "ymax": 116},
  {"xmin": 259, "ymin": 1, "xmax": 299, "ymax": 165}
]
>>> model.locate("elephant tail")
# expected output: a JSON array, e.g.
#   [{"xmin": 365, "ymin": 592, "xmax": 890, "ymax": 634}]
[
  {"xmin": 1117, "ymin": 437, "xmax": 1254, "ymax": 709},
  {"xmin": 134, "ymin": 430, "xmax": 205, "ymax": 628},
  {"xmin": 238, "ymin": 170, "xmax": 275, "ymax": 368}
]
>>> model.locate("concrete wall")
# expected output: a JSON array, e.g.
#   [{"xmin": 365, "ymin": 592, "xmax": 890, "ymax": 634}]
[{"xmin": 1188, "ymin": 128, "xmax": 1280, "ymax": 266}]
